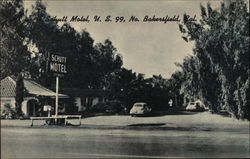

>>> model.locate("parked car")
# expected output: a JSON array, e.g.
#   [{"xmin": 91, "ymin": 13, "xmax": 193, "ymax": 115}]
[
  {"xmin": 186, "ymin": 100, "xmax": 206, "ymax": 111},
  {"xmin": 130, "ymin": 102, "xmax": 152, "ymax": 116}
]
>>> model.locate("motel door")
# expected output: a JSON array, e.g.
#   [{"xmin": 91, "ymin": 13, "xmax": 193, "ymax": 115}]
[{"xmin": 27, "ymin": 99, "xmax": 39, "ymax": 117}]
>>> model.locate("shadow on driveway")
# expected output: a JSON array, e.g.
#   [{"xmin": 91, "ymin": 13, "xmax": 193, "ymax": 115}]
[
  {"xmin": 128, "ymin": 123, "xmax": 166, "ymax": 127},
  {"xmin": 82, "ymin": 110, "xmax": 202, "ymax": 118},
  {"xmin": 133, "ymin": 110, "xmax": 200, "ymax": 117}
]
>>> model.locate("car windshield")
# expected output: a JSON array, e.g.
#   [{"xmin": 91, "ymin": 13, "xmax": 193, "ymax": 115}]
[{"xmin": 134, "ymin": 104, "xmax": 146, "ymax": 107}]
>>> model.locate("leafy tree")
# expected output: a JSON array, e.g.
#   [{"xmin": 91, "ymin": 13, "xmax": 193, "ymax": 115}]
[
  {"xmin": 179, "ymin": 0, "xmax": 249, "ymax": 119},
  {"xmin": 59, "ymin": 26, "xmax": 96, "ymax": 89},
  {"xmin": 145, "ymin": 75, "xmax": 170, "ymax": 110},
  {"xmin": 168, "ymin": 70, "xmax": 184, "ymax": 107},
  {"xmin": 107, "ymin": 68, "xmax": 147, "ymax": 109},
  {"xmin": 27, "ymin": 0, "xmax": 61, "ymax": 86},
  {"xmin": 15, "ymin": 73, "xmax": 25, "ymax": 116},
  {"xmin": 0, "ymin": 0, "xmax": 30, "ymax": 79},
  {"xmin": 109, "ymin": 70, "xmax": 172, "ymax": 111},
  {"xmin": 176, "ymin": 56, "xmax": 201, "ymax": 105},
  {"xmin": 94, "ymin": 39, "xmax": 123, "ymax": 89},
  {"xmin": 27, "ymin": 1, "xmax": 123, "ymax": 90}
]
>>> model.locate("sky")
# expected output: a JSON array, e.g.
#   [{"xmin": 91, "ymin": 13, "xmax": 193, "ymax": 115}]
[{"xmin": 24, "ymin": 0, "xmax": 222, "ymax": 78}]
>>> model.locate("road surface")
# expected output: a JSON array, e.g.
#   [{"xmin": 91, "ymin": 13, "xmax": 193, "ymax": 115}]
[{"xmin": 1, "ymin": 112, "xmax": 249, "ymax": 158}]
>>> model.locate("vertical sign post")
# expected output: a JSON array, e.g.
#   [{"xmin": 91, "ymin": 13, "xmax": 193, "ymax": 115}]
[
  {"xmin": 55, "ymin": 76, "xmax": 59, "ymax": 123},
  {"xmin": 49, "ymin": 54, "xmax": 67, "ymax": 124}
]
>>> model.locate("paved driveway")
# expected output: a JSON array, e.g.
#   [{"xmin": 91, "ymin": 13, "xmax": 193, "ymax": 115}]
[
  {"xmin": 1, "ymin": 112, "xmax": 249, "ymax": 158},
  {"xmin": 1, "ymin": 112, "xmax": 249, "ymax": 131}
]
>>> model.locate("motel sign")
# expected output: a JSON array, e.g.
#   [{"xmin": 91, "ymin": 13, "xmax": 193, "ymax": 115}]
[
  {"xmin": 49, "ymin": 54, "xmax": 67, "ymax": 76},
  {"xmin": 48, "ymin": 53, "xmax": 67, "ymax": 122}
]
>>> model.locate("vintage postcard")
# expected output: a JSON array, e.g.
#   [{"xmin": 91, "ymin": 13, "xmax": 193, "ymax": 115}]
[{"xmin": 1, "ymin": 0, "xmax": 249, "ymax": 158}]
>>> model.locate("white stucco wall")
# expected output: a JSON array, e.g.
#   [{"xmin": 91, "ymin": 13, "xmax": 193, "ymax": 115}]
[
  {"xmin": 74, "ymin": 97, "xmax": 81, "ymax": 111},
  {"xmin": 74, "ymin": 97, "xmax": 101, "ymax": 112},
  {"xmin": 74, "ymin": 97, "xmax": 108, "ymax": 112},
  {"xmin": 92, "ymin": 98, "xmax": 99, "ymax": 106},
  {"xmin": 0, "ymin": 97, "xmax": 39, "ymax": 116},
  {"xmin": 21, "ymin": 97, "xmax": 38, "ymax": 116}
]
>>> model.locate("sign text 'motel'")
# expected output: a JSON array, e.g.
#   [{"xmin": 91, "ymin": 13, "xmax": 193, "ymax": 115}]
[{"xmin": 49, "ymin": 54, "xmax": 67, "ymax": 75}]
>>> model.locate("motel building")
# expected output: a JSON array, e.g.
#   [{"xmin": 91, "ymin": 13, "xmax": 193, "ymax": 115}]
[
  {"xmin": 1, "ymin": 76, "xmax": 110, "ymax": 117},
  {"xmin": 1, "ymin": 55, "xmax": 111, "ymax": 118},
  {"xmin": 61, "ymin": 88, "xmax": 110, "ymax": 112},
  {"xmin": 0, "ymin": 76, "xmax": 68, "ymax": 117}
]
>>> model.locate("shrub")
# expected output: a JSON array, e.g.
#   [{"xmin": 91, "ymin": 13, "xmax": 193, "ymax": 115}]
[
  {"xmin": 90, "ymin": 102, "xmax": 107, "ymax": 113},
  {"xmin": 1, "ymin": 103, "xmax": 24, "ymax": 119},
  {"xmin": 1, "ymin": 103, "xmax": 16, "ymax": 119}
]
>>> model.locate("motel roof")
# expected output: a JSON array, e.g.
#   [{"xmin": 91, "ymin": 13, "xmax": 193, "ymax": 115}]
[
  {"xmin": 61, "ymin": 88, "xmax": 110, "ymax": 98},
  {"xmin": 0, "ymin": 76, "xmax": 68, "ymax": 98}
]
